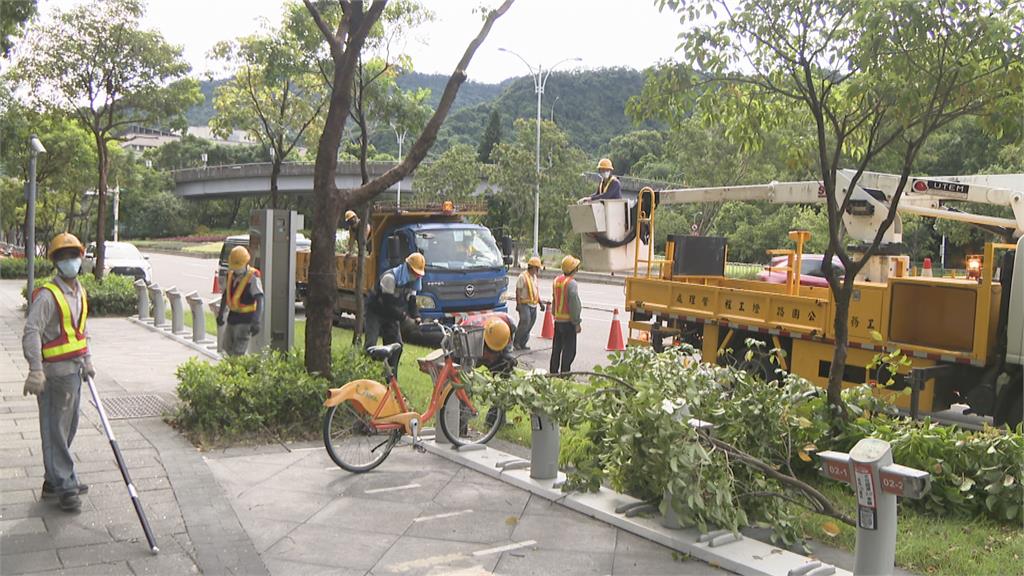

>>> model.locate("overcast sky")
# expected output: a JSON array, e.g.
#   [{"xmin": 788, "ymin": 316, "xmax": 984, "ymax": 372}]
[{"xmin": 38, "ymin": 0, "xmax": 686, "ymax": 83}]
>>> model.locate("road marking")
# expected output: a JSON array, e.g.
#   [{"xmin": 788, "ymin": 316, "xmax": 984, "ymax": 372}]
[
  {"xmin": 364, "ymin": 483, "xmax": 421, "ymax": 494},
  {"xmin": 471, "ymin": 540, "xmax": 536, "ymax": 557},
  {"xmin": 413, "ymin": 509, "xmax": 474, "ymax": 523}
]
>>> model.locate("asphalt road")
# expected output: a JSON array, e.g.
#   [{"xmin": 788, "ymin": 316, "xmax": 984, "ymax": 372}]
[{"xmin": 143, "ymin": 250, "xmax": 220, "ymax": 300}]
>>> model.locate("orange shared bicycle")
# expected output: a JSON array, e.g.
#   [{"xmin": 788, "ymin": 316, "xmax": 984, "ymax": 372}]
[{"xmin": 323, "ymin": 323, "xmax": 504, "ymax": 472}]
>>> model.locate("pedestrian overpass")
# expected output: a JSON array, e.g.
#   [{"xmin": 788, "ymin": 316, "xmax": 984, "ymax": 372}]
[{"xmin": 170, "ymin": 161, "xmax": 679, "ymax": 200}]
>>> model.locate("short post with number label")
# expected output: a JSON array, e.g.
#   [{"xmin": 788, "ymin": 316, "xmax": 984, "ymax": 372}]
[{"xmin": 818, "ymin": 438, "xmax": 931, "ymax": 576}]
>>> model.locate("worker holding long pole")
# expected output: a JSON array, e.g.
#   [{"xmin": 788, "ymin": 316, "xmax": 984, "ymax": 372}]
[{"xmin": 22, "ymin": 233, "xmax": 93, "ymax": 512}]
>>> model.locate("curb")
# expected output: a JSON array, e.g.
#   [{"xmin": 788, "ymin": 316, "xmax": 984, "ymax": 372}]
[
  {"xmin": 420, "ymin": 440, "xmax": 849, "ymax": 576},
  {"xmin": 127, "ymin": 316, "xmax": 221, "ymax": 360}
]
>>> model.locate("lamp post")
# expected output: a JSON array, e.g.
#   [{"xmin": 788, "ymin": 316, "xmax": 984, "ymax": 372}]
[
  {"xmin": 26, "ymin": 135, "xmax": 46, "ymax": 307},
  {"xmin": 498, "ymin": 48, "xmax": 581, "ymax": 257},
  {"xmin": 392, "ymin": 123, "xmax": 408, "ymax": 209}
]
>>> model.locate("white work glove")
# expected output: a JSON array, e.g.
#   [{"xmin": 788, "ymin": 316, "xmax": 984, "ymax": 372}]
[
  {"xmin": 83, "ymin": 359, "xmax": 96, "ymax": 379},
  {"xmin": 23, "ymin": 370, "xmax": 46, "ymax": 396}
]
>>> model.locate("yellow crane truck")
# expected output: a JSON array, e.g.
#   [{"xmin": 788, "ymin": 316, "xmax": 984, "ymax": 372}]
[{"xmin": 582, "ymin": 170, "xmax": 1024, "ymax": 428}]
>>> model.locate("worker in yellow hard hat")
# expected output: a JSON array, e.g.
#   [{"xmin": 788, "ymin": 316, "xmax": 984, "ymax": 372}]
[
  {"xmin": 22, "ymin": 232, "xmax": 93, "ymax": 511},
  {"xmin": 459, "ymin": 312, "xmax": 518, "ymax": 375},
  {"xmin": 216, "ymin": 245, "xmax": 264, "ymax": 356},
  {"xmin": 513, "ymin": 256, "xmax": 544, "ymax": 350},
  {"xmin": 342, "ymin": 210, "xmax": 369, "ymax": 254},
  {"xmin": 550, "ymin": 255, "xmax": 582, "ymax": 374},
  {"xmin": 581, "ymin": 158, "xmax": 622, "ymax": 203},
  {"xmin": 364, "ymin": 252, "xmax": 426, "ymax": 374}
]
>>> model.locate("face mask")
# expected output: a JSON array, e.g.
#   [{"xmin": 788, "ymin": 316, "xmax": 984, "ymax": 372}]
[
  {"xmin": 231, "ymin": 265, "xmax": 247, "ymax": 274},
  {"xmin": 600, "ymin": 170, "xmax": 611, "ymax": 179},
  {"xmin": 56, "ymin": 257, "xmax": 82, "ymax": 278}
]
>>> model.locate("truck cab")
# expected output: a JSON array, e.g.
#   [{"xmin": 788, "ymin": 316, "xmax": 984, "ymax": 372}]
[{"xmin": 380, "ymin": 222, "xmax": 509, "ymax": 320}]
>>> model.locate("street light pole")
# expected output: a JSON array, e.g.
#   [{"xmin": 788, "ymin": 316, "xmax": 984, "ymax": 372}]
[
  {"xmin": 392, "ymin": 123, "xmax": 407, "ymax": 209},
  {"xmin": 27, "ymin": 135, "xmax": 46, "ymax": 309},
  {"xmin": 498, "ymin": 48, "xmax": 581, "ymax": 258}
]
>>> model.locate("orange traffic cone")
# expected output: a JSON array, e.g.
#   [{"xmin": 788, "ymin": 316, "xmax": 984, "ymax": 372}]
[
  {"xmin": 921, "ymin": 257, "xmax": 933, "ymax": 278},
  {"xmin": 606, "ymin": 308, "xmax": 625, "ymax": 351},
  {"xmin": 540, "ymin": 302, "xmax": 554, "ymax": 339},
  {"xmin": 212, "ymin": 272, "xmax": 221, "ymax": 294}
]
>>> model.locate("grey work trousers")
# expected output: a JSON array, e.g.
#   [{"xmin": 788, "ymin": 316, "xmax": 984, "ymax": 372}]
[
  {"xmin": 37, "ymin": 371, "xmax": 82, "ymax": 496},
  {"xmin": 364, "ymin": 311, "xmax": 403, "ymax": 374},
  {"xmin": 514, "ymin": 303, "xmax": 537, "ymax": 349},
  {"xmin": 223, "ymin": 323, "xmax": 252, "ymax": 357}
]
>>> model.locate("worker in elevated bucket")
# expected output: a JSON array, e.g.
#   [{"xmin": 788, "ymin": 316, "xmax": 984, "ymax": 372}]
[
  {"xmin": 580, "ymin": 158, "xmax": 622, "ymax": 203},
  {"xmin": 513, "ymin": 256, "xmax": 544, "ymax": 350},
  {"xmin": 365, "ymin": 253, "xmax": 426, "ymax": 375},
  {"xmin": 22, "ymin": 232, "xmax": 94, "ymax": 511},
  {"xmin": 549, "ymin": 255, "xmax": 583, "ymax": 374},
  {"xmin": 216, "ymin": 246, "xmax": 264, "ymax": 356}
]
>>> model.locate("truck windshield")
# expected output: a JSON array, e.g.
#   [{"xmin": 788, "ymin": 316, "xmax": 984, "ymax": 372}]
[{"xmin": 414, "ymin": 228, "xmax": 503, "ymax": 270}]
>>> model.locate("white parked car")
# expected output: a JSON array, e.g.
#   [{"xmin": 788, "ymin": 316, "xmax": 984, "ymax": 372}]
[{"xmin": 82, "ymin": 241, "xmax": 153, "ymax": 283}]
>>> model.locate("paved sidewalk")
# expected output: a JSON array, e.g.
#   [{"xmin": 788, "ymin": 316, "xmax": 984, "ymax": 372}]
[
  {"xmin": 205, "ymin": 442, "xmax": 726, "ymax": 576},
  {"xmin": 0, "ymin": 279, "xmax": 265, "ymax": 575}
]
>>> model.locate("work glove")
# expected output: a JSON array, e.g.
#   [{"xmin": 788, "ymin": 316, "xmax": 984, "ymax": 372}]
[
  {"xmin": 539, "ymin": 302, "xmax": 546, "ymax": 312},
  {"xmin": 83, "ymin": 359, "xmax": 96, "ymax": 379},
  {"xmin": 23, "ymin": 370, "xmax": 45, "ymax": 396},
  {"xmin": 249, "ymin": 322, "xmax": 261, "ymax": 336},
  {"xmin": 575, "ymin": 323, "xmax": 582, "ymax": 334},
  {"xmin": 216, "ymin": 315, "xmax": 225, "ymax": 327}
]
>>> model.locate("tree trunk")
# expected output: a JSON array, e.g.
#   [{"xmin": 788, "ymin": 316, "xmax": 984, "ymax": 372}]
[
  {"xmin": 270, "ymin": 156, "xmax": 282, "ymax": 209},
  {"xmin": 228, "ymin": 197, "xmax": 242, "ymax": 228},
  {"xmin": 826, "ymin": 280, "xmax": 854, "ymax": 420},
  {"xmin": 93, "ymin": 136, "xmax": 109, "ymax": 280}
]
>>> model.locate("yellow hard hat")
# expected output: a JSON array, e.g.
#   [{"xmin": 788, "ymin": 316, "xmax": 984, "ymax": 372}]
[
  {"xmin": 344, "ymin": 210, "xmax": 358, "ymax": 223},
  {"xmin": 47, "ymin": 232, "xmax": 85, "ymax": 259},
  {"xmin": 597, "ymin": 158, "xmax": 614, "ymax": 171},
  {"xmin": 406, "ymin": 252, "xmax": 426, "ymax": 276},
  {"xmin": 228, "ymin": 245, "xmax": 250, "ymax": 269},
  {"xmin": 527, "ymin": 256, "xmax": 542, "ymax": 269},
  {"xmin": 560, "ymin": 255, "xmax": 580, "ymax": 275},
  {"xmin": 483, "ymin": 318, "xmax": 511, "ymax": 351}
]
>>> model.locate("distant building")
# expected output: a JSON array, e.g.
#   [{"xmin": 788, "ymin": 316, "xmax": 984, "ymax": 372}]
[{"xmin": 119, "ymin": 125, "xmax": 253, "ymax": 155}]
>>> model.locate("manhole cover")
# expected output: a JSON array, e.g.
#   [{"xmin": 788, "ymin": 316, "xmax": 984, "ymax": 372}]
[{"xmin": 95, "ymin": 394, "xmax": 172, "ymax": 419}]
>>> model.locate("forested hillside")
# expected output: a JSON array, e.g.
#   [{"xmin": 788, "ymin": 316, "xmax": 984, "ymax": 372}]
[{"xmin": 187, "ymin": 68, "xmax": 651, "ymax": 156}]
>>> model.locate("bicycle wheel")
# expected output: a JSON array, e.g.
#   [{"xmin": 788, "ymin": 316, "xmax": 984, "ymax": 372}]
[
  {"xmin": 438, "ymin": 385, "xmax": 505, "ymax": 446},
  {"xmin": 323, "ymin": 400, "xmax": 400, "ymax": 473}
]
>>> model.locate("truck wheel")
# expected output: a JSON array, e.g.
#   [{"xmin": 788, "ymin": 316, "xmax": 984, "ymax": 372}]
[{"xmin": 994, "ymin": 374, "xmax": 1022, "ymax": 431}]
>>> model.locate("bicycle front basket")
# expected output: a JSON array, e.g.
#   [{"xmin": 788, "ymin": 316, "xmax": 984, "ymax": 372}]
[{"xmin": 453, "ymin": 326, "xmax": 485, "ymax": 363}]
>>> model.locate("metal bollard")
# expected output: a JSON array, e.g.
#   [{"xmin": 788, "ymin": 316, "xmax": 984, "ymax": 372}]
[
  {"xmin": 166, "ymin": 287, "xmax": 185, "ymax": 334},
  {"xmin": 529, "ymin": 410, "xmax": 560, "ymax": 480},
  {"xmin": 134, "ymin": 279, "xmax": 150, "ymax": 321},
  {"xmin": 185, "ymin": 292, "xmax": 209, "ymax": 343},
  {"xmin": 147, "ymin": 283, "xmax": 166, "ymax": 328},
  {"xmin": 819, "ymin": 438, "xmax": 931, "ymax": 576},
  {"xmin": 208, "ymin": 300, "xmax": 223, "ymax": 353}
]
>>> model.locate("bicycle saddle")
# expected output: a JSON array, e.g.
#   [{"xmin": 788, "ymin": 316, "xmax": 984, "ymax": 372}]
[{"xmin": 367, "ymin": 342, "xmax": 403, "ymax": 361}]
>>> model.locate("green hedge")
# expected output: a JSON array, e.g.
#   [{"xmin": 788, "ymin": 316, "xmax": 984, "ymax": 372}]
[
  {"xmin": 171, "ymin": 348, "xmax": 376, "ymax": 447},
  {"xmin": 1, "ymin": 258, "xmax": 54, "ymax": 279},
  {"xmin": 22, "ymin": 274, "xmax": 137, "ymax": 316}
]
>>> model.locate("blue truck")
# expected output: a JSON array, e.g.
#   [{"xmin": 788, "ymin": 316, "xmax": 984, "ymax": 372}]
[{"xmin": 295, "ymin": 203, "xmax": 511, "ymax": 329}]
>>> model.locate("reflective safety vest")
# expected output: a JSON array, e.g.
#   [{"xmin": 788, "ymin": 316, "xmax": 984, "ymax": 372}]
[
  {"xmin": 226, "ymin": 269, "xmax": 258, "ymax": 313},
  {"xmin": 36, "ymin": 282, "xmax": 89, "ymax": 362},
  {"xmin": 598, "ymin": 176, "xmax": 617, "ymax": 195},
  {"xmin": 518, "ymin": 271, "xmax": 539, "ymax": 305},
  {"xmin": 551, "ymin": 274, "xmax": 572, "ymax": 321}
]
